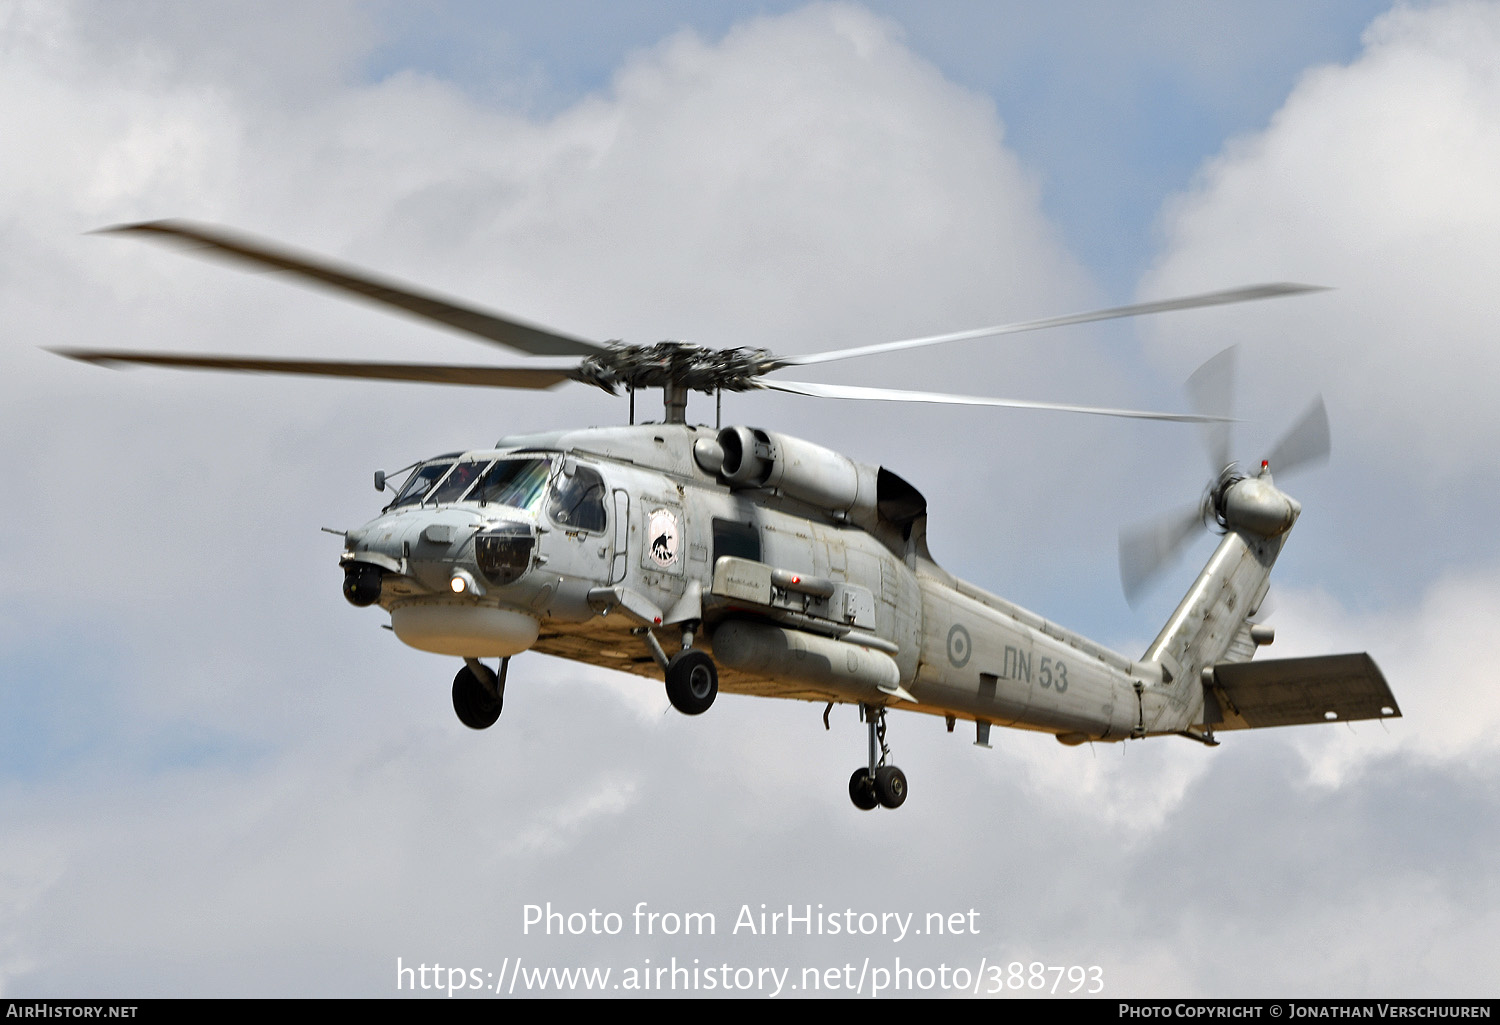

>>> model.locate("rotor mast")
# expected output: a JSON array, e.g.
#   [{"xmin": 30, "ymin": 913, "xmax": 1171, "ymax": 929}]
[{"xmin": 663, "ymin": 382, "xmax": 689, "ymax": 424}]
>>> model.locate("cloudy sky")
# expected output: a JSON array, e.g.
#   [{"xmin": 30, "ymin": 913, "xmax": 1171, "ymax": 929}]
[{"xmin": 2, "ymin": 0, "xmax": 1496, "ymax": 999}]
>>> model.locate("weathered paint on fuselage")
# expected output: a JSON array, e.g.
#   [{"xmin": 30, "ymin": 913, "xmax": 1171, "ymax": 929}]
[
  {"xmin": 907, "ymin": 567, "xmax": 1139, "ymax": 740},
  {"xmin": 342, "ymin": 422, "xmax": 1279, "ymax": 745}
]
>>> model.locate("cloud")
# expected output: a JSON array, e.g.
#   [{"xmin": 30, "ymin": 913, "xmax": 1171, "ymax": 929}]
[
  {"xmin": 0, "ymin": 0, "xmax": 1118, "ymax": 997},
  {"xmin": 1142, "ymin": 0, "xmax": 1500, "ymax": 483},
  {"xmin": 1270, "ymin": 564, "xmax": 1500, "ymax": 783},
  {"xmin": 1136, "ymin": 0, "xmax": 1500, "ymax": 793},
  {"xmin": 3, "ymin": 0, "xmax": 1493, "ymax": 1000},
  {"xmin": 1119, "ymin": 5, "xmax": 1500, "ymax": 993}
]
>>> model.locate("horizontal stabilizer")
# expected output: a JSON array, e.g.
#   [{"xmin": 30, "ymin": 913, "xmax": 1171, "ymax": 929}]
[{"xmin": 1205, "ymin": 653, "xmax": 1399, "ymax": 730}]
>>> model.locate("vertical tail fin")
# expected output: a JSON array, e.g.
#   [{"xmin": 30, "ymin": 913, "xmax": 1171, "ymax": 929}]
[{"xmin": 1134, "ymin": 462, "xmax": 1320, "ymax": 733}]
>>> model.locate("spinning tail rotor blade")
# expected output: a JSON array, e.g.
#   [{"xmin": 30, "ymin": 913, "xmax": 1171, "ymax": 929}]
[
  {"xmin": 1264, "ymin": 397, "xmax": 1331, "ymax": 477},
  {"xmin": 1117, "ymin": 352, "xmax": 1333, "ymax": 604},
  {"xmin": 1185, "ymin": 345, "xmax": 1237, "ymax": 473},
  {"xmin": 95, "ymin": 220, "xmax": 607, "ymax": 358},
  {"xmin": 1119, "ymin": 504, "xmax": 1205, "ymax": 607}
]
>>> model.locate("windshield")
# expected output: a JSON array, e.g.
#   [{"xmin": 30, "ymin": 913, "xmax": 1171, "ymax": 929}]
[
  {"xmin": 471, "ymin": 458, "xmax": 551, "ymax": 511},
  {"xmin": 428, "ymin": 459, "xmax": 486, "ymax": 504},
  {"xmin": 389, "ymin": 460, "xmax": 455, "ymax": 508},
  {"xmin": 389, "ymin": 455, "xmax": 552, "ymax": 511}
]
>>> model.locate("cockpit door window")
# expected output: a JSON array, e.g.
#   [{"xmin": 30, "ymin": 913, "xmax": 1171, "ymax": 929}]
[{"xmin": 547, "ymin": 463, "xmax": 607, "ymax": 533}]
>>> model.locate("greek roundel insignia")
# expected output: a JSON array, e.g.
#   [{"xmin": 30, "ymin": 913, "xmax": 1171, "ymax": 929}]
[
  {"xmin": 647, "ymin": 508, "xmax": 680, "ymax": 568},
  {"xmin": 947, "ymin": 624, "xmax": 972, "ymax": 668}
]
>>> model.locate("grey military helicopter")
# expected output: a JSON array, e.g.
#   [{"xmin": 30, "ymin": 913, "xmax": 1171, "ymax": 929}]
[{"xmin": 57, "ymin": 221, "xmax": 1398, "ymax": 810}]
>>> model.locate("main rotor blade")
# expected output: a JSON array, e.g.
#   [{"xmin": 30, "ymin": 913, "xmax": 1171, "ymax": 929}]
[
  {"xmin": 51, "ymin": 349, "xmax": 579, "ymax": 389},
  {"xmin": 1120, "ymin": 504, "xmax": 1206, "ymax": 606},
  {"xmin": 1264, "ymin": 396, "xmax": 1331, "ymax": 477},
  {"xmin": 96, "ymin": 220, "xmax": 608, "ymax": 359},
  {"xmin": 761, "ymin": 379, "xmax": 1233, "ymax": 422},
  {"xmin": 778, "ymin": 283, "xmax": 1328, "ymax": 368}
]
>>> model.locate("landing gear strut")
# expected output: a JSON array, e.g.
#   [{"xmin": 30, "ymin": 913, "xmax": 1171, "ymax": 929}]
[
  {"xmin": 453, "ymin": 657, "xmax": 507, "ymax": 730},
  {"xmin": 849, "ymin": 703, "xmax": 907, "ymax": 810},
  {"xmin": 639, "ymin": 625, "xmax": 719, "ymax": 716}
]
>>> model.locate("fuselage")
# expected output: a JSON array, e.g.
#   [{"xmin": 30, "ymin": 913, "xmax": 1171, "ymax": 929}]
[{"xmin": 339, "ymin": 422, "xmax": 1215, "ymax": 744}]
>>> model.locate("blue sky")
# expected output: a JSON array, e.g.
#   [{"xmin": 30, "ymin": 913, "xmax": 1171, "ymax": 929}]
[
  {"xmin": 365, "ymin": 1, "xmax": 1390, "ymax": 291},
  {"xmin": 2, "ymin": 0, "xmax": 1498, "ymax": 999}
]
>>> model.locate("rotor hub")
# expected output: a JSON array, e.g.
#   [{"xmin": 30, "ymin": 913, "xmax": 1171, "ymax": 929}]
[
  {"xmin": 1203, "ymin": 464, "xmax": 1247, "ymax": 531},
  {"xmin": 574, "ymin": 341, "xmax": 778, "ymax": 395}
]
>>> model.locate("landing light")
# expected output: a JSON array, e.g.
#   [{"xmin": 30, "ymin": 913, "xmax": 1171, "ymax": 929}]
[{"xmin": 450, "ymin": 569, "xmax": 484, "ymax": 596}]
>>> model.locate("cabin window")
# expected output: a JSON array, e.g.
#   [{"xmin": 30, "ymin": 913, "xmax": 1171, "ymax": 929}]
[
  {"xmin": 547, "ymin": 464, "xmax": 607, "ymax": 532},
  {"xmin": 713, "ymin": 518, "xmax": 760, "ymax": 563}
]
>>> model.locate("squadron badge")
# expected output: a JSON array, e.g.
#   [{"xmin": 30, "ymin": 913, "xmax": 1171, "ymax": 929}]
[{"xmin": 647, "ymin": 508, "xmax": 680, "ymax": 568}]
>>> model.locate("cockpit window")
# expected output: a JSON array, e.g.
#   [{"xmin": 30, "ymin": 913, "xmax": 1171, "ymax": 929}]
[
  {"xmin": 428, "ymin": 459, "xmax": 488, "ymax": 504},
  {"xmin": 389, "ymin": 455, "xmax": 551, "ymax": 511},
  {"xmin": 472, "ymin": 458, "xmax": 551, "ymax": 512},
  {"xmin": 547, "ymin": 463, "xmax": 607, "ymax": 532},
  {"xmin": 390, "ymin": 460, "xmax": 454, "ymax": 508}
]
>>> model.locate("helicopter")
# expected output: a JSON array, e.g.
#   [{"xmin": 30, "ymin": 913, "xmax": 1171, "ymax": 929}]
[{"xmin": 56, "ymin": 220, "xmax": 1399, "ymax": 811}]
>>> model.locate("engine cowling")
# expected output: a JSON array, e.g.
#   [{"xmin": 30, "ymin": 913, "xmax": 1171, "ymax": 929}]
[{"xmin": 702, "ymin": 426, "xmax": 878, "ymax": 520}]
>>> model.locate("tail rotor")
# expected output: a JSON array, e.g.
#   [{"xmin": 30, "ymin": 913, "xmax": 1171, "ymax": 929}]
[
  {"xmin": 1263, "ymin": 398, "xmax": 1331, "ymax": 479},
  {"xmin": 1119, "ymin": 346, "xmax": 1331, "ymax": 605}
]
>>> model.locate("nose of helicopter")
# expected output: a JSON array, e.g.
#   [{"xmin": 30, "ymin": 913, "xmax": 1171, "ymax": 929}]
[
  {"xmin": 342, "ymin": 511, "xmax": 538, "ymax": 583},
  {"xmin": 338, "ymin": 509, "xmax": 544, "ymax": 657},
  {"xmin": 342, "ymin": 561, "xmax": 383, "ymax": 606},
  {"xmin": 338, "ymin": 517, "xmax": 406, "ymax": 607}
]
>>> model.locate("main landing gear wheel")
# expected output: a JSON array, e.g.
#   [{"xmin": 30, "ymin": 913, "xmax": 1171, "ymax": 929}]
[
  {"xmin": 452, "ymin": 659, "xmax": 505, "ymax": 730},
  {"xmin": 849, "ymin": 769, "xmax": 879, "ymax": 811},
  {"xmin": 874, "ymin": 765, "xmax": 908, "ymax": 809},
  {"xmin": 665, "ymin": 648, "xmax": 718, "ymax": 716},
  {"xmin": 848, "ymin": 703, "xmax": 909, "ymax": 810}
]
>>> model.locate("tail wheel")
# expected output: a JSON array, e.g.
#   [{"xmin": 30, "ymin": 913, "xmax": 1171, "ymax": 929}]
[
  {"xmin": 665, "ymin": 649, "xmax": 718, "ymax": 715},
  {"xmin": 452, "ymin": 664, "xmax": 503, "ymax": 730}
]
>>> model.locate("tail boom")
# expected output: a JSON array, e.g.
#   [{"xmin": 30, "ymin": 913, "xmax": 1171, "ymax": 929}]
[{"xmin": 1137, "ymin": 527, "xmax": 1282, "ymax": 735}]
